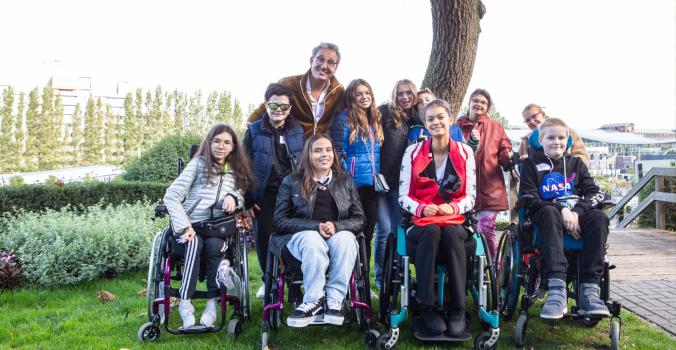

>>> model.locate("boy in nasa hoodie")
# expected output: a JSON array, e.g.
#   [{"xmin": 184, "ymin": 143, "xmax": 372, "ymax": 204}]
[{"xmin": 519, "ymin": 117, "xmax": 610, "ymax": 320}]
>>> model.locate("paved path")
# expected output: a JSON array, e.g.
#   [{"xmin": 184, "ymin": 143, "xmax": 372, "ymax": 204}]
[{"xmin": 608, "ymin": 228, "xmax": 676, "ymax": 336}]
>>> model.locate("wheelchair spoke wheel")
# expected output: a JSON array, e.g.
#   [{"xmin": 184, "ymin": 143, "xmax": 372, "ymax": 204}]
[
  {"xmin": 378, "ymin": 234, "xmax": 400, "ymax": 326},
  {"xmin": 497, "ymin": 227, "xmax": 519, "ymax": 321},
  {"xmin": 355, "ymin": 235, "xmax": 372, "ymax": 331}
]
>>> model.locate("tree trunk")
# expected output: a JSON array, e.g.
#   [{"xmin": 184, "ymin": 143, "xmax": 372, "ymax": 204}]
[{"xmin": 422, "ymin": 0, "xmax": 485, "ymax": 116}]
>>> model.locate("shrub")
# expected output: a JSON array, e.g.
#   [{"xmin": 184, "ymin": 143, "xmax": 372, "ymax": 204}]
[
  {"xmin": 122, "ymin": 133, "xmax": 202, "ymax": 183},
  {"xmin": 0, "ymin": 181, "xmax": 168, "ymax": 215},
  {"xmin": 0, "ymin": 202, "xmax": 168, "ymax": 286}
]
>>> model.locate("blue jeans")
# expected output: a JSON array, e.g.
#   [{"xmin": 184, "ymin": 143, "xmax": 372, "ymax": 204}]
[
  {"xmin": 286, "ymin": 230, "xmax": 358, "ymax": 304},
  {"xmin": 373, "ymin": 189, "xmax": 401, "ymax": 290}
]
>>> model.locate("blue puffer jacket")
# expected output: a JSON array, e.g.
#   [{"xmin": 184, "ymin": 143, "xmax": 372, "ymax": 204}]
[
  {"xmin": 330, "ymin": 110, "xmax": 381, "ymax": 188},
  {"xmin": 243, "ymin": 116, "xmax": 304, "ymax": 202}
]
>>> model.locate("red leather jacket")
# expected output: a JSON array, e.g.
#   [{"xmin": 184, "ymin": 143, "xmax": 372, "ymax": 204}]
[{"xmin": 456, "ymin": 114, "xmax": 512, "ymax": 211}]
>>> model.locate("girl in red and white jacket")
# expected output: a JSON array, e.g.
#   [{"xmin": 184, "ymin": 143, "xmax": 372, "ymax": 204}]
[{"xmin": 399, "ymin": 99, "xmax": 476, "ymax": 336}]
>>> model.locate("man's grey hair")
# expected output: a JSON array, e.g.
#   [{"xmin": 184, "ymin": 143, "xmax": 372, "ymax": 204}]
[{"xmin": 312, "ymin": 42, "xmax": 341, "ymax": 64}]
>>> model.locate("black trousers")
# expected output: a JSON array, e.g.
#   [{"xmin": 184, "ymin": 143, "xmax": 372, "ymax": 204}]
[
  {"xmin": 254, "ymin": 187, "xmax": 278, "ymax": 281},
  {"xmin": 406, "ymin": 224, "xmax": 469, "ymax": 310},
  {"xmin": 532, "ymin": 206, "xmax": 609, "ymax": 284},
  {"xmin": 178, "ymin": 235, "xmax": 226, "ymax": 299},
  {"xmin": 358, "ymin": 186, "xmax": 379, "ymax": 265}
]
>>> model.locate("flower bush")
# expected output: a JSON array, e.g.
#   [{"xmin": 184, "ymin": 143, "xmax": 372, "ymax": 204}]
[{"xmin": 0, "ymin": 202, "xmax": 168, "ymax": 286}]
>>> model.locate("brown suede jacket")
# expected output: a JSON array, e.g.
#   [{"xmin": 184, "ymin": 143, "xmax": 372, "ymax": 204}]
[{"xmin": 247, "ymin": 70, "xmax": 345, "ymax": 138}]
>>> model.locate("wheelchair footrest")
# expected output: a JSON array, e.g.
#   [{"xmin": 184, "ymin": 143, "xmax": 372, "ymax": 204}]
[{"xmin": 412, "ymin": 317, "xmax": 471, "ymax": 342}]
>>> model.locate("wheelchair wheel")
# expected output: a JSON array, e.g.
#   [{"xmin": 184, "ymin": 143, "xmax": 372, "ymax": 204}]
[
  {"xmin": 236, "ymin": 228, "xmax": 251, "ymax": 320},
  {"xmin": 146, "ymin": 230, "xmax": 168, "ymax": 323},
  {"xmin": 378, "ymin": 234, "xmax": 401, "ymax": 326},
  {"xmin": 265, "ymin": 256, "xmax": 283, "ymax": 331},
  {"xmin": 355, "ymin": 235, "xmax": 372, "ymax": 331},
  {"xmin": 227, "ymin": 318, "xmax": 242, "ymax": 337},
  {"xmin": 610, "ymin": 320, "xmax": 620, "ymax": 350},
  {"xmin": 497, "ymin": 226, "xmax": 520, "ymax": 321},
  {"xmin": 137, "ymin": 321, "xmax": 161, "ymax": 342},
  {"xmin": 514, "ymin": 314, "xmax": 528, "ymax": 347}
]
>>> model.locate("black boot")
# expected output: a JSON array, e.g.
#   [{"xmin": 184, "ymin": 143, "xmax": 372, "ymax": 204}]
[
  {"xmin": 447, "ymin": 308, "xmax": 466, "ymax": 336},
  {"xmin": 421, "ymin": 305, "xmax": 446, "ymax": 334}
]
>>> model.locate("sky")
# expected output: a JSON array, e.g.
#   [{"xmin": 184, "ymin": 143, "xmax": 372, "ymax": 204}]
[{"xmin": 0, "ymin": 0, "xmax": 674, "ymax": 130}]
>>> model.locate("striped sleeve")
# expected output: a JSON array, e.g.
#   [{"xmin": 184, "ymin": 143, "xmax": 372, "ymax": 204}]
[
  {"xmin": 398, "ymin": 143, "xmax": 425, "ymax": 217},
  {"xmin": 164, "ymin": 158, "xmax": 200, "ymax": 234}
]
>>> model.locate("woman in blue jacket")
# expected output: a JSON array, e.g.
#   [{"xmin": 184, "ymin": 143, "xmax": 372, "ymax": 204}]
[{"xmin": 330, "ymin": 78, "xmax": 383, "ymax": 264}]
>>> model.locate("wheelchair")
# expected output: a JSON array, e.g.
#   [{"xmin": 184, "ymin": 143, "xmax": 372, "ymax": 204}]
[
  {"xmin": 374, "ymin": 212, "xmax": 500, "ymax": 350},
  {"xmin": 260, "ymin": 232, "xmax": 374, "ymax": 350},
  {"xmin": 137, "ymin": 146, "xmax": 252, "ymax": 342},
  {"xmin": 496, "ymin": 194, "xmax": 622, "ymax": 349}
]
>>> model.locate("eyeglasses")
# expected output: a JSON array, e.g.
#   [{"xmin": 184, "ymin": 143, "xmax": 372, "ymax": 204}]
[
  {"xmin": 314, "ymin": 56, "xmax": 338, "ymax": 68},
  {"xmin": 523, "ymin": 112, "xmax": 543, "ymax": 124},
  {"xmin": 471, "ymin": 98, "xmax": 488, "ymax": 106},
  {"xmin": 267, "ymin": 102, "xmax": 291, "ymax": 111},
  {"xmin": 211, "ymin": 139, "xmax": 232, "ymax": 147}
]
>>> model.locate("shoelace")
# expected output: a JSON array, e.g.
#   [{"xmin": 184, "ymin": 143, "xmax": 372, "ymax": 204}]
[
  {"xmin": 297, "ymin": 300, "xmax": 322, "ymax": 312},
  {"xmin": 327, "ymin": 299, "xmax": 342, "ymax": 311}
]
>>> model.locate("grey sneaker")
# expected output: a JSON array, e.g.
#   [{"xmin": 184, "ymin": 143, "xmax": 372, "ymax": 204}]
[
  {"xmin": 578, "ymin": 283, "xmax": 610, "ymax": 316},
  {"xmin": 540, "ymin": 278, "xmax": 568, "ymax": 319}
]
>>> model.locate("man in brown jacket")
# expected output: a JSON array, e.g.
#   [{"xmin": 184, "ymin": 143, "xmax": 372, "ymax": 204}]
[{"xmin": 247, "ymin": 42, "xmax": 345, "ymax": 137}]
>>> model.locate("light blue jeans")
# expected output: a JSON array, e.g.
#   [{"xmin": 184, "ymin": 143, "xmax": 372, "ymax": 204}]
[
  {"xmin": 286, "ymin": 230, "xmax": 358, "ymax": 304},
  {"xmin": 373, "ymin": 189, "xmax": 402, "ymax": 290}
]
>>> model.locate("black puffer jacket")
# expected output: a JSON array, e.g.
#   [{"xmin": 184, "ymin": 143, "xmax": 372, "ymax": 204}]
[
  {"xmin": 273, "ymin": 172, "xmax": 365, "ymax": 236},
  {"xmin": 379, "ymin": 104, "xmax": 415, "ymax": 187}
]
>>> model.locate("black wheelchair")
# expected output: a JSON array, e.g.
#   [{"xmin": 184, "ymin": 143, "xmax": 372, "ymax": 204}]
[
  {"xmin": 260, "ymin": 232, "xmax": 374, "ymax": 349},
  {"xmin": 374, "ymin": 212, "xmax": 500, "ymax": 350},
  {"xmin": 496, "ymin": 194, "xmax": 622, "ymax": 349},
  {"xmin": 137, "ymin": 146, "xmax": 251, "ymax": 342}
]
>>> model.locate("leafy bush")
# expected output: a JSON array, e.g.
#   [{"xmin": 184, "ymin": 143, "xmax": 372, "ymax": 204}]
[
  {"xmin": 0, "ymin": 203, "xmax": 168, "ymax": 286},
  {"xmin": 0, "ymin": 181, "xmax": 167, "ymax": 215},
  {"xmin": 122, "ymin": 133, "xmax": 202, "ymax": 183}
]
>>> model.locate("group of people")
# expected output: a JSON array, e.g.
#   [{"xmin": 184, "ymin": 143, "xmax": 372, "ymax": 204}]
[{"xmin": 162, "ymin": 42, "xmax": 610, "ymax": 336}]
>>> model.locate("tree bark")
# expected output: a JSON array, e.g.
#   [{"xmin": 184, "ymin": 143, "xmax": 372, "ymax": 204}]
[{"xmin": 422, "ymin": 0, "xmax": 485, "ymax": 116}]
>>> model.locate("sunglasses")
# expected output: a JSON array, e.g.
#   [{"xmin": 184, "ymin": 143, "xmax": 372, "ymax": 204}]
[{"xmin": 267, "ymin": 102, "xmax": 291, "ymax": 111}]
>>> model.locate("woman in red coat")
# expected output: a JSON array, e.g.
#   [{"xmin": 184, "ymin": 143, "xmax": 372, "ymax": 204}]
[
  {"xmin": 399, "ymin": 99, "xmax": 476, "ymax": 336},
  {"xmin": 456, "ymin": 89, "xmax": 512, "ymax": 260}
]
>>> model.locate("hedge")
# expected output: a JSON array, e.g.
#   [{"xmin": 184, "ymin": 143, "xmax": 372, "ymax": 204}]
[
  {"xmin": 0, "ymin": 202, "xmax": 167, "ymax": 286},
  {"xmin": 0, "ymin": 181, "xmax": 168, "ymax": 215},
  {"xmin": 122, "ymin": 132, "xmax": 202, "ymax": 183}
]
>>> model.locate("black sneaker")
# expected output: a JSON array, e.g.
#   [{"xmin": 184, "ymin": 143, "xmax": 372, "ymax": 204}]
[
  {"xmin": 287, "ymin": 298, "xmax": 324, "ymax": 328},
  {"xmin": 446, "ymin": 308, "xmax": 466, "ymax": 336},
  {"xmin": 420, "ymin": 305, "xmax": 446, "ymax": 335},
  {"xmin": 324, "ymin": 297, "xmax": 344, "ymax": 325}
]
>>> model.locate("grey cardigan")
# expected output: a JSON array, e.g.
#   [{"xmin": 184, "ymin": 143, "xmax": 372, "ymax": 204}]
[{"xmin": 163, "ymin": 156, "xmax": 245, "ymax": 234}]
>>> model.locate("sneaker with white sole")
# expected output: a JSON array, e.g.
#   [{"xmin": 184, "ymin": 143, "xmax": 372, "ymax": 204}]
[
  {"xmin": 179, "ymin": 299, "xmax": 195, "ymax": 329},
  {"xmin": 540, "ymin": 278, "xmax": 568, "ymax": 319},
  {"xmin": 256, "ymin": 284, "xmax": 265, "ymax": 299},
  {"xmin": 200, "ymin": 298, "xmax": 218, "ymax": 327},
  {"xmin": 287, "ymin": 298, "xmax": 324, "ymax": 328},
  {"xmin": 578, "ymin": 283, "xmax": 610, "ymax": 316},
  {"xmin": 324, "ymin": 298, "xmax": 344, "ymax": 325}
]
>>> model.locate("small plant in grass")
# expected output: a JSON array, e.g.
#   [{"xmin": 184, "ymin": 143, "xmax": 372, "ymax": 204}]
[
  {"xmin": 0, "ymin": 202, "xmax": 168, "ymax": 286},
  {"xmin": 0, "ymin": 251, "xmax": 23, "ymax": 290}
]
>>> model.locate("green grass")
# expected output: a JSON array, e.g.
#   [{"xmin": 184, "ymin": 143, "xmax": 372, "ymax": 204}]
[{"xmin": 1, "ymin": 253, "xmax": 674, "ymax": 350}]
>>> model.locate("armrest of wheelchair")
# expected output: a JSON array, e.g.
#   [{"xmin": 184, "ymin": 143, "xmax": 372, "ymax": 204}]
[
  {"xmin": 464, "ymin": 211, "xmax": 478, "ymax": 226},
  {"xmin": 154, "ymin": 203, "xmax": 168, "ymax": 218},
  {"xmin": 516, "ymin": 194, "xmax": 536, "ymax": 210}
]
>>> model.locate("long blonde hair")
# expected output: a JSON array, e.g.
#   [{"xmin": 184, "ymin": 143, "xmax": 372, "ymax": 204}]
[
  {"xmin": 387, "ymin": 79, "xmax": 418, "ymax": 128},
  {"xmin": 345, "ymin": 79, "xmax": 383, "ymax": 144}
]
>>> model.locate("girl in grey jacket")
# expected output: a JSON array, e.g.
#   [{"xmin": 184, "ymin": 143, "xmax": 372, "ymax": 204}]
[{"xmin": 163, "ymin": 124, "xmax": 253, "ymax": 329}]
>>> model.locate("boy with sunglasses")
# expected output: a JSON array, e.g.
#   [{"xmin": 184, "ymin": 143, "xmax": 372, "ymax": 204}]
[{"xmin": 244, "ymin": 83, "xmax": 305, "ymax": 299}]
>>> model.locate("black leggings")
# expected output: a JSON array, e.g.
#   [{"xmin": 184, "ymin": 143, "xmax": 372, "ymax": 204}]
[
  {"xmin": 532, "ymin": 206, "xmax": 608, "ymax": 284},
  {"xmin": 406, "ymin": 224, "xmax": 469, "ymax": 310},
  {"xmin": 254, "ymin": 187, "xmax": 278, "ymax": 281},
  {"xmin": 358, "ymin": 186, "xmax": 379, "ymax": 265}
]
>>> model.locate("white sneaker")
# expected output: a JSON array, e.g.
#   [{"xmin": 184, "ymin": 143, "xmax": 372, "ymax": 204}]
[
  {"xmin": 200, "ymin": 298, "xmax": 218, "ymax": 327},
  {"xmin": 179, "ymin": 299, "xmax": 195, "ymax": 329},
  {"xmin": 256, "ymin": 284, "xmax": 265, "ymax": 299}
]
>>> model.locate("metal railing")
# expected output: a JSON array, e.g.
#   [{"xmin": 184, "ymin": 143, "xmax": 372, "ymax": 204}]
[{"xmin": 608, "ymin": 167, "xmax": 676, "ymax": 229}]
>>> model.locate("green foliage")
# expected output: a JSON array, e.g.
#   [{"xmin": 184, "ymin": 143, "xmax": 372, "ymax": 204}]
[
  {"xmin": 0, "ymin": 181, "xmax": 167, "ymax": 215},
  {"xmin": 8, "ymin": 176, "xmax": 24, "ymax": 186},
  {"xmin": 122, "ymin": 132, "xmax": 202, "ymax": 183},
  {"xmin": 70, "ymin": 103, "xmax": 83, "ymax": 165},
  {"xmin": 0, "ymin": 202, "xmax": 167, "ymax": 286},
  {"xmin": 24, "ymin": 88, "xmax": 41, "ymax": 171},
  {"xmin": 0, "ymin": 86, "xmax": 17, "ymax": 173},
  {"xmin": 638, "ymin": 176, "xmax": 676, "ymax": 230}
]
